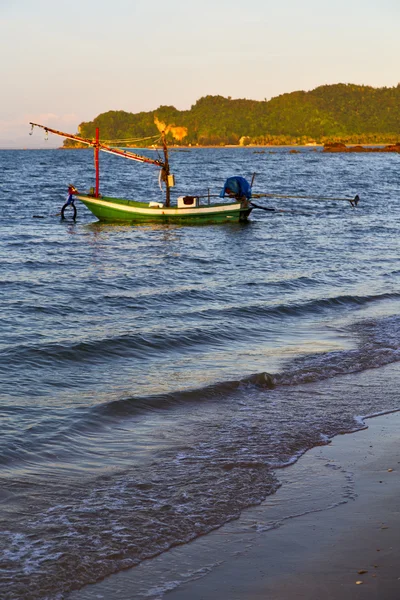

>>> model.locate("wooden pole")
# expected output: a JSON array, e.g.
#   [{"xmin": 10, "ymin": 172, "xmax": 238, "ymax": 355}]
[
  {"xmin": 161, "ymin": 131, "xmax": 170, "ymax": 207},
  {"xmin": 30, "ymin": 122, "xmax": 163, "ymax": 167},
  {"xmin": 95, "ymin": 127, "xmax": 100, "ymax": 197}
]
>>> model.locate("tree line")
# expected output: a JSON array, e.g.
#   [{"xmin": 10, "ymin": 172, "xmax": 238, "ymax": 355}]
[{"xmin": 63, "ymin": 83, "xmax": 400, "ymax": 147}]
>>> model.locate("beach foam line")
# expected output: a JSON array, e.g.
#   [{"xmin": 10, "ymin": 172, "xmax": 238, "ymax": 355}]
[{"xmin": 67, "ymin": 410, "xmax": 400, "ymax": 600}]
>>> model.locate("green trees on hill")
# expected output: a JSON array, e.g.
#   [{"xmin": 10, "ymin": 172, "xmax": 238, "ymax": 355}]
[{"xmin": 64, "ymin": 84, "xmax": 400, "ymax": 147}]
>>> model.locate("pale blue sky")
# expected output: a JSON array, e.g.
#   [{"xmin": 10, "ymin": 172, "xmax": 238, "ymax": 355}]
[{"xmin": 1, "ymin": 0, "xmax": 399, "ymax": 147}]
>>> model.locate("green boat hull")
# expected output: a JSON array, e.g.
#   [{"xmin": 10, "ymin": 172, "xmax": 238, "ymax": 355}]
[{"xmin": 75, "ymin": 194, "xmax": 252, "ymax": 224}]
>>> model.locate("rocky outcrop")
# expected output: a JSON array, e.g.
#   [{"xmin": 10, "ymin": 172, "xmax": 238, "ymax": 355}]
[{"xmin": 323, "ymin": 142, "xmax": 400, "ymax": 153}]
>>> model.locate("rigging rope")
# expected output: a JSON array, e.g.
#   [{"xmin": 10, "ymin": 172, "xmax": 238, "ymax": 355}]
[{"xmin": 100, "ymin": 134, "xmax": 162, "ymax": 144}]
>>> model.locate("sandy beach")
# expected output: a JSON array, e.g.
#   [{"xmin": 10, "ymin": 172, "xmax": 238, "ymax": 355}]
[{"xmin": 68, "ymin": 410, "xmax": 400, "ymax": 600}]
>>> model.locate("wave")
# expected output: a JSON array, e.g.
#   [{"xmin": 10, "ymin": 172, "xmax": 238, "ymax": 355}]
[
  {"xmin": 82, "ymin": 313, "xmax": 400, "ymax": 422},
  {"xmin": 3, "ymin": 311, "xmax": 400, "ymax": 473},
  {"xmin": 2, "ymin": 291, "xmax": 400, "ymax": 369}
]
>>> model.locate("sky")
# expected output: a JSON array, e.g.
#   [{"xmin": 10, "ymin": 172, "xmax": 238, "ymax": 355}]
[{"xmin": 1, "ymin": 0, "xmax": 399, "ymax": 147}]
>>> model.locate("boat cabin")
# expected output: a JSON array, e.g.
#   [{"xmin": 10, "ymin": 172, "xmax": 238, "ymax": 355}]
[{"xmin": 177, "ymin": 196, "xmax": 200, "ymax": 208}]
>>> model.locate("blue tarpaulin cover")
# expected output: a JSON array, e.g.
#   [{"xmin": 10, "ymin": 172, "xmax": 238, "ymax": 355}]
[{"xmin": 220, "ymin": 176, "xmax": 252, "ymax": 199}]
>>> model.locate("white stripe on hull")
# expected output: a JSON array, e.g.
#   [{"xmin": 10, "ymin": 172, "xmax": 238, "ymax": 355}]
[{"xmin": 76, "ymin": 196, "xmax": 242, "ymax": 216}]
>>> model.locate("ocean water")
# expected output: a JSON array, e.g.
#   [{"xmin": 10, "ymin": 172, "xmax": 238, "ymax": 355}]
[{"xmin": 1, "ymin": 146, "xmax": 400, "ymax": 599}]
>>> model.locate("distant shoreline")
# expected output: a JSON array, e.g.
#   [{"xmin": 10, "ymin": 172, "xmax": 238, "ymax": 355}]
[
  {"xmin": 1, "ymin": 142, "xmax": 397, "ymax": 151},
  {"xmin": 60, "ymin": 142, "xmax": 399, "ymax": 151}
]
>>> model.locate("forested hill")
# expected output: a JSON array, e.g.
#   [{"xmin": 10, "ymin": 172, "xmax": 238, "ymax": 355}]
[{"xmin": 65, "ymin": 84, "xmax": 400, "ymax": 147}]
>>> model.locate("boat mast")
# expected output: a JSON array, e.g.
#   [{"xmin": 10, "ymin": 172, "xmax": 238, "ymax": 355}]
[
  {"xmin": 161, "ymin": 131, "xmax": 171, "ymax": 207},
  {"xmin": 95, "ymin": 127, "xmax": 100, "ymax": 197}
]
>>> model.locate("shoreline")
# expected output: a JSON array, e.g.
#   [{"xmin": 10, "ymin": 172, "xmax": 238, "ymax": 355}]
[
  {"xmin": 0, "ymin": 142, "xmax": 395, "ymax": 151},
  {"xmin": 60, "ymin": 142, "xmax": 399, "ymax": 151},
  {"xmin": 68, "ymin": 410, "xmax": 400, "ymax": 600}
]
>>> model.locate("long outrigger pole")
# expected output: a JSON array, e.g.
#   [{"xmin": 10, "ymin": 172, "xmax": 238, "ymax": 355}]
[
  {"xmin": 29, "ymin": 122, "xmax": 172, "ymax": 206},
  {"xmin": 252, "ymin": 192, "xmax": 360, "ymax": 206}
]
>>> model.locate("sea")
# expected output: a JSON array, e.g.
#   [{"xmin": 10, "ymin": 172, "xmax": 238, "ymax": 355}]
[{"xmin": 1, "ymin": 145, "xmax": 400, "ymax": 599}]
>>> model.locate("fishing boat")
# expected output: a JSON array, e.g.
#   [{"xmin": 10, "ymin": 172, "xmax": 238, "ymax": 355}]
[
  {"xmin": 69, "ymin": 191, "xmax": 251, "ymax": 224},
  {"xmin": 29, "ymin": 122, "xmax": 253, "ymax": 224},
  {"xmin": 29, "ymin": 122, "xmax": 360, "ymax": 223}
]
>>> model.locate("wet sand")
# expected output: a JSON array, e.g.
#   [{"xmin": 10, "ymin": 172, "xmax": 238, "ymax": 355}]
[{"xmin": 69, "ymin": 411, "xmax": 400, "ymax": 600}]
